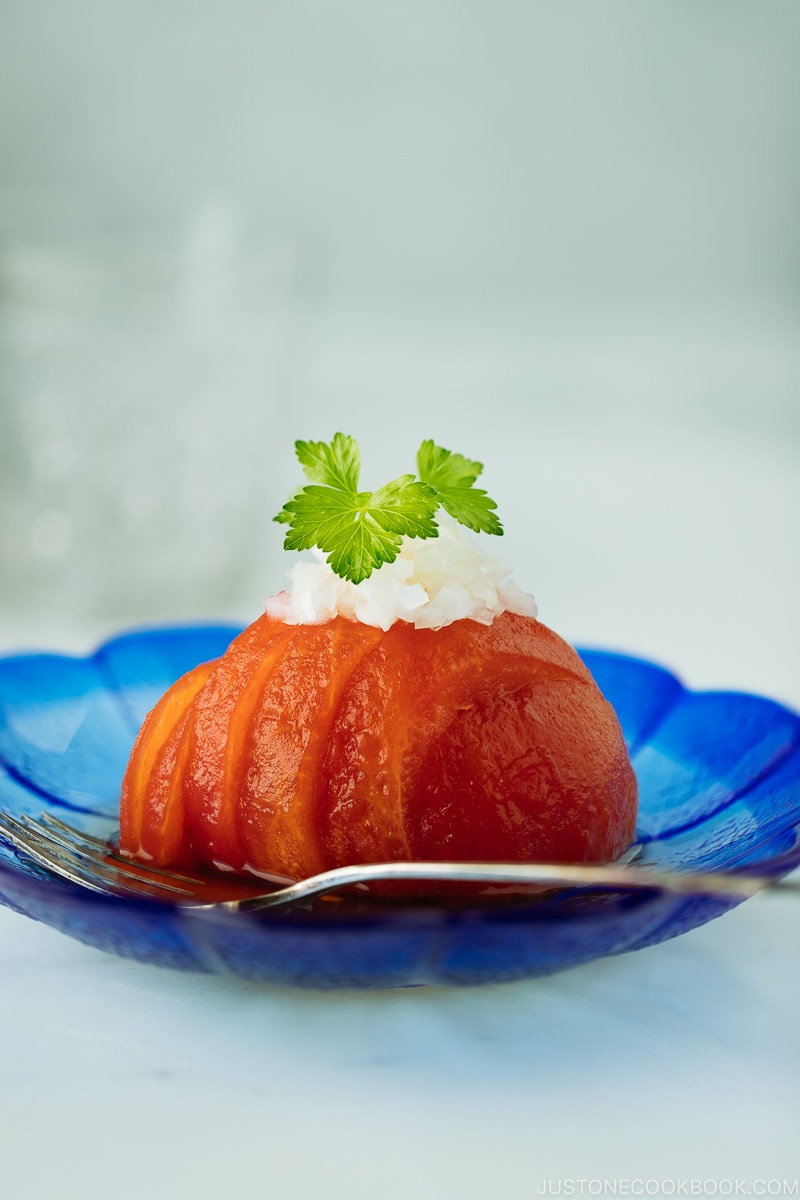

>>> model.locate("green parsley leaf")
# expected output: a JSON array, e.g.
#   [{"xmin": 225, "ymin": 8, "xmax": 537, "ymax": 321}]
[
  {"xmin": 367, "ymin": 475, "xmax": 440, "ymax": 539},
  {"xmin": 416, "ymin": 439, "xmax": 503, "ymax": 536},
  {"xmin": 279, "ymin": 486, "xmax": 405, "ymax": 583},
  {"xmin": 274, "ymin": 433, "xmax": 502, "ymax": 583},
  {"xmin": 294, "ymin": 433, "xmax": 361, "ymax": 492}
]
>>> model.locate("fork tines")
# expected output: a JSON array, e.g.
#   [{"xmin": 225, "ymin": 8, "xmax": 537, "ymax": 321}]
[{"xmin": 0, "ymin": 811, "xmax": 198, "ymax": 900}]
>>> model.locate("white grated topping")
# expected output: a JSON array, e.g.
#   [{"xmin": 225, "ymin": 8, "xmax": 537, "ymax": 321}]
[{"xmin": 265, "ymin": 518, "xmax": 538, "ymax": 632}]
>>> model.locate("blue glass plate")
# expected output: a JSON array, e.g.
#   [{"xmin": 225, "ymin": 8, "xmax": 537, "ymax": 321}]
[{"xmin": 0, "ymin": 624, "xmax": 798, "ymax": 989}]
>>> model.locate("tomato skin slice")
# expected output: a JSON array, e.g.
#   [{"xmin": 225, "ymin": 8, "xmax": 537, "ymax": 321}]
[
  {"xmin": 236, "ymin": 619, "xmax": 384, "ymax": 879},
  {"xmin": 178, "ymin": 615, "xmax": 297, "ymax": 872},
  {"xmin": 119, "ymin": 660, "xmax": 215, "ymax": 864},
  {"xmin": 119, "ymin": 613, "xmax": 638, "ymax": 878}
]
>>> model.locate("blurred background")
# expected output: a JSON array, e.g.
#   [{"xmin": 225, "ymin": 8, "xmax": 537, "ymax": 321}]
[{"xmin": 1, "ymin": 0, "xmax": 798, "ymax": 704}]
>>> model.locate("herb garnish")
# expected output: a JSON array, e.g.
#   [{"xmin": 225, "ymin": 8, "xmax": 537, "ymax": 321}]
[{"xmin": 274, "ymin": 433, "xmax": 502, "ymax": 583}]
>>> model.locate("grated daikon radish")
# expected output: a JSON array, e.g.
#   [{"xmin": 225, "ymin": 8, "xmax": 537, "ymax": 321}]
[{"xmin": 265, "ymin": 518, "xmax": 537, "ymax": 631}]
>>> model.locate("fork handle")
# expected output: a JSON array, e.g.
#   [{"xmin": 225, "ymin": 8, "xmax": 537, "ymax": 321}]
[{"xmin": 205, "ymin": 860, "xmax": 800, "ymax": 913}]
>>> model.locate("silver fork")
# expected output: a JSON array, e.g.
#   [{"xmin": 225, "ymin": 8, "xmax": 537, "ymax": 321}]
[{"xmin": 0, "ymin": 810, "xmax": 798, "ymax": 913}]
